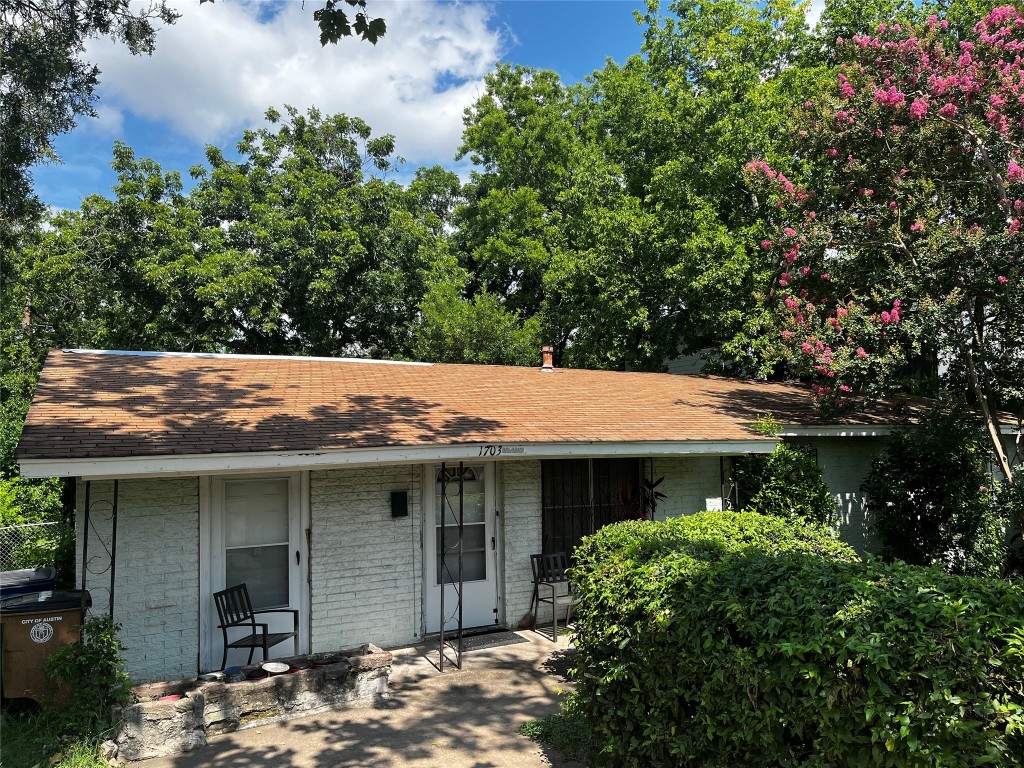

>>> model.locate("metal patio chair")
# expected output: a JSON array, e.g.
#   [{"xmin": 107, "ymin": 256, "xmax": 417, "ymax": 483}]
[
  {"xmin": 529, "ymin": 552, "xmax": 575, "ymax": 642},
  {"xmin": 213, "ymin": 583, "xmax": 299, "ymax": 670}
]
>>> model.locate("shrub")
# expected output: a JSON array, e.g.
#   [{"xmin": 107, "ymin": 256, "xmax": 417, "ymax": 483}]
[
  {"xmin": 45, "ymin": 613, "xmax": 133, "ymax": 739},
  {"xmin": 863, "ymin": 409, "xmax": 1008, "ymax": 578},
  {"xmin": 570, "ymin": 512, "xmax": 1024, "ymax": 767},
  {"xmin": 734, "ymin": 443, "xmax": 835, "ymax": 525},
  {"xmin": 519, "ymin": 713, "xmax": 591, "ymax": 764}
]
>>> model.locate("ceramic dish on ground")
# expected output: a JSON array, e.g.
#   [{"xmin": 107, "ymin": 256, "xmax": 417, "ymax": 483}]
[
  {"xmin": 197, "ymin": 672, "xmax": 224, "ymax": 683},
  {"xmin": 289, "ymin": 660, "xmax": 310, "ymax": 671},
  {"xmin": 261, "ymin": 661, "xmax": 289, "ymax": 675}
]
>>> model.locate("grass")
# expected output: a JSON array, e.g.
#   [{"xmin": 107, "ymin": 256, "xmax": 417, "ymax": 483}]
[
  {"xmin": 1, "ymin": 711, "xmax": 108, "ymax": 768},
  {"xmin": 519, "ymin": 712, "xmax": 591, "ymax": 764}
]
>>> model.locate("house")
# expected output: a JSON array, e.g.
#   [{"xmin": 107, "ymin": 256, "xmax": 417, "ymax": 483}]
[{"xmin": 16, "ymin": 348, "xmax": 930, "ymax": 683}]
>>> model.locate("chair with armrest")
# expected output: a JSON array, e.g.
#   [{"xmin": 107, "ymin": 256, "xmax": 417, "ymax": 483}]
[
  {"xmin": 213, "ymin": 583, "xmax": 299, "ymax": 670},
  {"xmin": 529, "ymin": 552, "xmax": 575, "ymax": 642}
]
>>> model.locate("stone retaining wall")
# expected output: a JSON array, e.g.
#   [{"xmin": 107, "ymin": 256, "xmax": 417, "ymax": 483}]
[{"xmin": 114, "ymin": 645, "xmax": 391, "ymax": 762}]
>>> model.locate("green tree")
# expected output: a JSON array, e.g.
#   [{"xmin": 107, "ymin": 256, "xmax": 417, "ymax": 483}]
[
  {"xmin": 0, "ymin": 0, "xmax": 386, "ymax": 247},
  {"xmin": 189, "ymin": 106, "xmax": 443, "ymax": 358},
  {"xmin": 734, "ymin": 443, "xmax": 835, "ymax": 525},
  {"xmin": 412, "ymin": 254, "xmax": 541, "ymax": 366},
  {"xmin": 863, "ymin": 408, "xmax": 1007, "ymax": 578},
  {"xmin": 747, "ymin": 7, "xmax": 1024, "ymax": 499},
  {"xmin": 0, "ymin": 0, "xmax": 178, "ymax": 241}
]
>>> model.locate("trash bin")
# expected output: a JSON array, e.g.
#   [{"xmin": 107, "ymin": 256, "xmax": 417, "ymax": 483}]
[
  {"xmin": 0, "ymin": 566, "xmax": 57, "ymax": 599},
  {"xmin": 0, "ymin": 589, "xmax": 91, "ymax": 702}
]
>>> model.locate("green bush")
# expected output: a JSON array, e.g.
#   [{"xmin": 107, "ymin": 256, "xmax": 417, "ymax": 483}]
[
  {"xmin": 520, "ymin": 713, "xmax": 591, "ymax": 764},
  {"xmin": 570, "ymin": 512, "xmax": 1024, "ymax": 767},
  {"xmin": 735, "ymin": 443, "xmax": 835, "ymax": 525},
  {"xmin": 862, "ymin": 409, "xmax": 1008, "ymax": 578},
  {"xmin": 45, "ymin": 614, "xmax": 133, "ymax": 738}
]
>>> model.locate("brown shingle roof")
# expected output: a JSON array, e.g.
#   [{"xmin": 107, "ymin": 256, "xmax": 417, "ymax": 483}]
[{"xmin": 15, "ymin": 350, "xmax": 924, "ymax": 461}]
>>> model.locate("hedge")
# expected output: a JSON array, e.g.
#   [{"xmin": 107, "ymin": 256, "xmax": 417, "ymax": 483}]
[{"xmin": 570, "ymin": 512, "xmax": 1024, "ymax": 767}]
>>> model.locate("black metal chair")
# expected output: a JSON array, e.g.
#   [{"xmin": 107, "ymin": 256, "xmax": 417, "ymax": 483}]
[
  {"xmin": 529, "ymin": 552, "xmax": 574, "ymax": 641},
  {"xmin": 213, "ymin": 583, "xmax": 299, "ymax": 670}
]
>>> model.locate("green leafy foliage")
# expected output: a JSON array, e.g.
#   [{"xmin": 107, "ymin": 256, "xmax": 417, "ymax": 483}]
[
  {"xmin": 0, "ymin": 0, "xmax": 179, "ymax": 241},
  {"xmin": 519, "ymin": 713, "xmax": 591, "ymax": 764},
  {"xmin": 2, "ymin": 616, "xmax": 131, "ymax": 768},
  {"xmin": 45, "ymin": 614, "xmax": 133, "ymax": 739},
  {"xmin": 864, "ymin": 408, "xmax": 1009, "ymax": 578},
  {"xmin": 570, "ymin": 512, "xmax": 1024, "ymax": 767},
  {"xmin": 412, "ymin": 255, "xmax": 541, "ymax": 366},
  {"xmin": 735, "ymin": 443, "xmax": 835, "ymax": 525}
]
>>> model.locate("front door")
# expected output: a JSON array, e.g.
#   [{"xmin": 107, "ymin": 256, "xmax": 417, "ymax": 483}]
[
  {"xmin": 201, "ymin": 474, "xmax": 308, "ymax": 671},
  {"xmin": 424, "ymin": 463, "xmax": 498, "ymax": 633}
]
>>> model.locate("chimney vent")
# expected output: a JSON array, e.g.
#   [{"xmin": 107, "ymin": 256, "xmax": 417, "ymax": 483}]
[{"xmin": 541, "ymin": 345, "xmax": 554, "ymax": 372}]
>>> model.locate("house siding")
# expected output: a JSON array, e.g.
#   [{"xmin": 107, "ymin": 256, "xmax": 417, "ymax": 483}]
[
  {"xmin": 797, "ymin": 437, "xmax": 885, "ymax": 554},
  {"xmin": 500, "ymin": 460, "xmax": 543, "ymax": 628},
  {"xmin": 309, "ymin": 465, "xmax": 422, "ymax": 652},
  {"xmin": 76, "ymin": 478, "xmax": 200, "ymax": 683},
  {"xmin": 650, "ymin": 456, "xmax": 725, "ymax": 519}
]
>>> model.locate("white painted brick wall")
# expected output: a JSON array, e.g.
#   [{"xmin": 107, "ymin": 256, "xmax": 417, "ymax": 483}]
[
  {"xmin": 76, "ymin": 478, "xmax": 199, "ymax": 683},
  {"xmin": 652, "ymin": 442, "xmax": 887, "ymax": 554},
  {"xmin": 309, "ymin": 466, "xmax": 421, "ymax": 652},
  {"xmin": 798, "ymin": 438, "xmax": 886, "ymax": 553},
  {"xmin": 500, "ymin": 461, "xmax": 543, "ymax": 627},
  {"xmin": 650, "ymin": 457, "xmax": 724, "ymax": 519}
]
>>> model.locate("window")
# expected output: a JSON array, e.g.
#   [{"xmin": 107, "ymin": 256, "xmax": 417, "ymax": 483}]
[
  {"xmin": 435, "ymin": 465, "xmax": 487, "ymax": 584},
  {"xmin": 541, "ymin": 458, "xmax": 642, "ymax": 558},
  {"xmin": 223, "ymin": 478, "xmax": 290, "ymax": 610}
]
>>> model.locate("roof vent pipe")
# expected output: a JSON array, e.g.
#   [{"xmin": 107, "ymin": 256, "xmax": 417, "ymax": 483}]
[{"xmin": 541, "ymin": 345, "xmax": 554, "ymax": 372}]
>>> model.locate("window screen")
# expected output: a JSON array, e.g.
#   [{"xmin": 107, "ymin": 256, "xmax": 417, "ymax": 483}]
[{"xmin": 541, "ymin": 458, "xmax": 642, "ymax": 558}]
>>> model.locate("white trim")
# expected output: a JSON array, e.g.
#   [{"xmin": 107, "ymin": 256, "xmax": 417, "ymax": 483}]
[
  {"xmin": 61, "ymin": 348, "xmax": 432, "ymax": 366},
  {"xmin": 422, "ymin": 462, "xmax": 498, "ymax": 633},
  {"xmin": 777, "ymin": 426, "xmax": 895, "ymax": 438},
  {"xmin": 299, "ymin": 471, "xmax": 311, "ymax": 649},
  {"xmin": 779, "ymin": 423, "xmax": 1022, "ymax": 438},
  {"xmin": 22, "ymin": 440, "xmax": 780, "ymax": 479},
  {"xmin": 198, "ymin": 476, "xmax": 213, "ymax": 672},
  {"xmin": 199, "ymin": 472, "xmax": 309, "ymax": 672}
]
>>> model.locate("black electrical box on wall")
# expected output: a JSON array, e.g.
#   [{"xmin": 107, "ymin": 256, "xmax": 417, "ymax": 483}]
[{"xmin": 391, "ymin": 491, "xmax": 409, "ymax": 518}]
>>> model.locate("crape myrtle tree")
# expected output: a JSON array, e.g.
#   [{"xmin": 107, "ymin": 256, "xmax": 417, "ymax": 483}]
[{"xmin": 746, "ymin": 8, "xmax": 1024, "ymax": 526}]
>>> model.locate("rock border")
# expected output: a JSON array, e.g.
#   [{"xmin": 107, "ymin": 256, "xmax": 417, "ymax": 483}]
[{"xmin": 114, "ymin": 645, "xmax": 391, "ymax": 761}]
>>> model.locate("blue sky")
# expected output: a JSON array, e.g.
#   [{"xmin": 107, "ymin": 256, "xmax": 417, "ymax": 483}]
[{"xmin": 34, "ymin": 1, "xmax": 650, "ymax": 212}]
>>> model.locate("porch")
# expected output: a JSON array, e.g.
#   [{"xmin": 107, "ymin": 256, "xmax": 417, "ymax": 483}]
[{"xmin": 133, "ymin": 629, "xmax": 578, "ymax": 768}]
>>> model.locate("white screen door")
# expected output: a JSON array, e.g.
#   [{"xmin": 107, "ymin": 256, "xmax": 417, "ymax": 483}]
[
  {"xmin": 202, "ymin": 474, "xmax": 308, "ymax": 671},
  {"xmin": 424, "ymin": 464, "xmax": 497, "ymax": 633}
]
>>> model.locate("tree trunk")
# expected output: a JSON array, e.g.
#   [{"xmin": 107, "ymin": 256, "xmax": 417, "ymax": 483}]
[{"xmin": 959, "ymin": 339, "xmax": 1022, "ymax": 531}]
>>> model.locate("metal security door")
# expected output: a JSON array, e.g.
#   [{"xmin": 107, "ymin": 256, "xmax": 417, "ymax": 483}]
[{"xmin": 424, "ymin": 463, "xmax": 497, "ymax": 634}]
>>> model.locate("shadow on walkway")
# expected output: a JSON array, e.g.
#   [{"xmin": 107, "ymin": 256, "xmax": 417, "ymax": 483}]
[{"xmin": 139, "ymin": 632, "xmax": 580, "ymax": 768}]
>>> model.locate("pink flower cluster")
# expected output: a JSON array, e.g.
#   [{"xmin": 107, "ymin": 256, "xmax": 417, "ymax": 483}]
[
  {"xmin": 744, "ymin": 159, "xmax": 807, "ymax": 203},
  {"xmin": 880, "ymin": 299, "xmax": 902, "ymax": 325}
]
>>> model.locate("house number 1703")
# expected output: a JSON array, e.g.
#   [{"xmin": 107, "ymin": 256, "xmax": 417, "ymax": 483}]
[{"xmin": 477, "ymin": 445, "xmax": 524, "ymax": 456}]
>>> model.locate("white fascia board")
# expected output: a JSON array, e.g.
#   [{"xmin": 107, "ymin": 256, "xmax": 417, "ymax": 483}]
[
  {"xmin": 18, "ymin": 439, "xmax": 779, "ymax": 480},
  {"xmin": 780, "ymin": 423, "xmax": 1022, "ymax": 438},
  {"xmin": 777, "ymin": 426, "xmax": 896, "ymax": 438}
]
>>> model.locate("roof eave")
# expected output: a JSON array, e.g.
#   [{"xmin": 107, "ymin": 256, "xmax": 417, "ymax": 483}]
[
  {"xmin": 18, "ymin": 438, "xmax": 778, "ymax": 480},
  {"xmin": 778, "ymin": 423, "xmax": 1022, "ymax": 438}
]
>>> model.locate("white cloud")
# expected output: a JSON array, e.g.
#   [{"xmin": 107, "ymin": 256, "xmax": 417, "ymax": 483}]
[
  {"xmin": 805, "ymin": 0, "xmax": 825, "ymax": 29},
  {"xmin": 86, "ymin": 0, "xmax": 505, "ymax": 166}
]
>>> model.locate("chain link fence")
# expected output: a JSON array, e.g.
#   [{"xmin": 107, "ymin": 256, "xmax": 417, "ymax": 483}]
[{"xmin": 0, "ymin": 521, "xmax": 61, "ymax": 571}]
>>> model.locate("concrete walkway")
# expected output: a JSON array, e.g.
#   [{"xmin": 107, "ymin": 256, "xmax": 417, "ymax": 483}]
[{"xmin": 139, "ymin": 631, "xmax": 579, "ymax": 768}]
